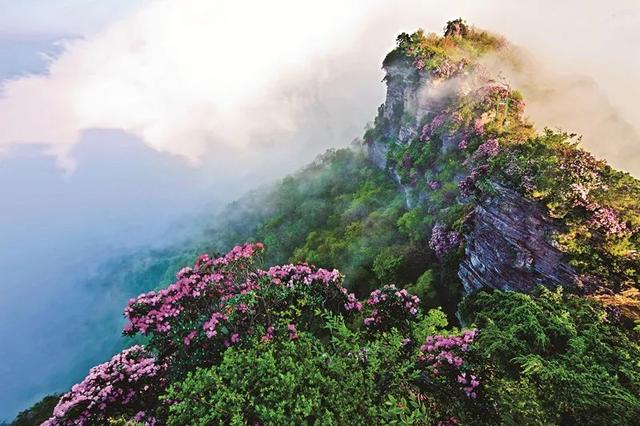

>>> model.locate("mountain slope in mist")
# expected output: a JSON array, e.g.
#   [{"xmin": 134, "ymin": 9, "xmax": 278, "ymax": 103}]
[{"xmin": 13, "ymin": 19, "xmax": 640, "ymax": 426}]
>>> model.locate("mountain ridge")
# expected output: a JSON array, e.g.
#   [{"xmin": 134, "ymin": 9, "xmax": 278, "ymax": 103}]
[
  {"xmin": 367, "ymin": 20, "xmax": 640, "ymax": 312},
  {"xmin": 13, "ymin": 19, "xmax": 640, "ymax": 426}
]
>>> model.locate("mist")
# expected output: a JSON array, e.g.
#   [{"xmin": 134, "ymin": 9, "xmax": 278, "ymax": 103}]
[{"xmin": 1, "ymin": 0, "xmax": 639, "ymax": 420}]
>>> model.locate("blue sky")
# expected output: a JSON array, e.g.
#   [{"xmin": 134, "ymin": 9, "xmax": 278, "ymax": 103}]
[{"xmin": 0, "ymin": 1, "xmax": 142, "ymax": 36}]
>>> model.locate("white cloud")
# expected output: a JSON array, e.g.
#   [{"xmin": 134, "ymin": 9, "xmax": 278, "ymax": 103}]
[
  {"xmin": 0, "ymin": 0, "xmax": 370, "ymax": 170},
  {"xmin": 0, "ymin": 0, "xmax": 638, "ymax": 174}
]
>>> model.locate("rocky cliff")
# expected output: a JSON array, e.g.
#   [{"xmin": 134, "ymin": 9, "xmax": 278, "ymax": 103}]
[
  {"xmin": 459, "ymin": 182, "xmax": 576, "ymax": 293},
  {"xmin": 364, "ymin": 22, "xmax": 634, "ymax": 297}
]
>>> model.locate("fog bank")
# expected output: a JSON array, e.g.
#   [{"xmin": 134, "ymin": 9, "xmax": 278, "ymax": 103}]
[{"xmin": 1, "ymin": 0, "xmax": 638, "ymax": 420}]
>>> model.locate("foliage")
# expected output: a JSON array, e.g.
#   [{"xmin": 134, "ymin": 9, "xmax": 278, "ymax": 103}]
[
  {"xmin": 163, "ymin": 333, "xmax": 384, "ymax": 425},
  {"xmin": 123, "ymin": 243, "xmax": 362, "ymax": 377},
  {"xmin": 363, "ymin": 285, "xmax": 421, "ymax": 331},
  {"xmin": 163, "ymin": 308, "xmax": 480, "ymax": 426},
  {"xmin": 10, "ymin": 395, "xmax": 61, "ymax": 426},
  {"xmin": 43, "ymin": 243, "xmax": 487, "ymax": 425},
  {"xmin": 460, "ymin": 287, "xmax": 640, "ymax": 425},
  {"xmin": 384, "ymin": 20, "xmax": 505, "ymax": 74}
]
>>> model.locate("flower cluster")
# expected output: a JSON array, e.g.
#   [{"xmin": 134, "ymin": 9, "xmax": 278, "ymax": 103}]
[
  {"xmin": 421, "ymin": 113, "xmax": 447, "ymax": 141},
  {"xmin": 476, "ymin": 81, "xmax": 511, "ymax": 105},
  {"xmin": 458, "ymin": 164, "xmax": 489, "ymax": 197},
  {"xmin": 43, "ymin": 346, "xmax": 165, "ymax": 425},
  {"xmin": 123, "ymin": 243, "xmax": 265, "ymax": 336},
  {"xmin": 558, "ymin": 150, "xmax": 628, "ymax": 237},
  {"xmin": 560, "ymin": 149, "xmax": 604, "ymax": 189},
  {"xmin": 469, "ymin": 79, "xmax": 527, "ymax": 125},
  {"xmin": 429, "ymin": 224, "xmax": 462, "ymax": 258},
  {"xmin": 476, "ymin": 138, "xmax": 499, "ymax": 158},
  {"xmin": 428, "ymin": 180, "xmax": 442, "ymax": 191},
  {"xmin": 123, "ymin": 244, "xmax": 362, "ymax": 371},
  {"xmin": 363, "ymin": 285, "xmax": 420, "ymax": 330},
  {"xmin": 419, "ymin": 329, "xmax": 479, "ymax": 398},
  {"xmin": 262, "ymin": 263, "xmax": 341, "ymax": 287},
  {"xmin": 344, "ymin": 292, "xmax": 363, "ymax": 311},
  {"xmin": 432, "ymin": 59, "xmax": 467, "ymax": 79},
  {"xmin": 203, "ymin": 312, "xmax": 228, "ymax": 338},
  {"xmin": 261, "ymin": 263, "xmax": 360, "ymax": 312},
  {"xmin": 587, "ymin": 205, "xmax": 627, "ymax": 237},
  {"xmin": 287, "ymin": 323, "xmax": 299, "ymax": 340},
  {"xmin": 560, "ymin": 150, "xmax": 607, "ymax": 206},
  {"xmin": 48, "ymin": 244, "xmax": 375, "ymax": 424},
  {"xmin": 473, "ymin": 118, "xmax": 485, "ymax": 135},
  {"xmin": 261, "ymin": 325, "xmax": 275, "ymax": 343}
]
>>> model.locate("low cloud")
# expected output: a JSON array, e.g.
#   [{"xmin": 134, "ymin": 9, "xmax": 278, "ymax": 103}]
[
  {"xmin": 480, "ymin": 46, "xmax": 640, "ymax": 174},
  {"xmin": 0, "ymin": 0, "xmax": 638, "ymax": 175},
  {"xmin": 0, "ymin": 0, "xmax": 372, "ymax": 171}
]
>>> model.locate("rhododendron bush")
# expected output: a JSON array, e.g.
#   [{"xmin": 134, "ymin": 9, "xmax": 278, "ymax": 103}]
[
  {"xmin": 45, "ymin": 243, "xmax": 485, "ymax": 424},
  {"xmin": 123, "ymin": 243, "xmax": 364, "ymax": 375},
  {"xmin": 42, "ymin": 243, "xmax": 640, "ymax": 424},
  {"xmin": 43, "ymin": 346, "xmax": 165, "ymax": 425},
  {"xmin": 363, "ymin": 284, "xmax": 420, "ymax": 330}
]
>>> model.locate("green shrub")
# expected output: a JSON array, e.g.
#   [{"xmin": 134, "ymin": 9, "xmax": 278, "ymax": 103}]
[{"xmin": 461, "ymin": 287, "xmax": 640, "ymax": 425}]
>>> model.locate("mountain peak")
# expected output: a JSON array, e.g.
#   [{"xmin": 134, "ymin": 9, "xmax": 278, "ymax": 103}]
[{"xmin": 367, "ymin": 22, "xmax": 640, "ymax": 318}]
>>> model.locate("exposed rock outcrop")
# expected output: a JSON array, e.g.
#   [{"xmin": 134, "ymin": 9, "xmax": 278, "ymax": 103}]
[
  {"xmin": 459, "ymin": 183, "xmax": 577, "ymax": 293},
  {"xmin": 367, "ymin": 32, "xmax": 579, "ymax": 296}
]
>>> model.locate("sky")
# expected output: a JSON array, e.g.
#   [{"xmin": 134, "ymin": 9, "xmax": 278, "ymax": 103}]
[{"xmin": 0, "ymin": 0, "xmax": 639, "ymax": 420}]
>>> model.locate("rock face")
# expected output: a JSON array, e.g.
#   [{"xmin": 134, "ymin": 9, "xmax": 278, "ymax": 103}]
[
  {"xmin": 367, "ymin": 58, "xmax": 451, "ymax": 209},
  {"xmin": 378, "ymin": 58, "xmax": 423, "ymax": 144},
  {"xmin": 368, "ymin": 54, "xmax": 578, "ymax": 295},
  {"xmin": 367, "ymin": 57, "xmax": 427, "ymax": 171},
  {"xmin": 459, "ymin": 183, "xmax": 577, "ymax": 293}
]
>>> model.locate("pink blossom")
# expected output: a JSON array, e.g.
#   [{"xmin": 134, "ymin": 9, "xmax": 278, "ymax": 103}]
[
  {"xmin": 43, "ymin": 346, "xmax": 165, "ymax": 425},
  {"xmin": 261, "ymin": 325, "xmax": 275, "ymax": 343},
  {"xmin": 428, "ymin": 180, "xmax": 442, "ymax": 191},
  {"xmin": 473, "ymin": 118, "xmax": 485, "ymax": 135},
  {"xmin": 287, "ymin": 323, "xmax": 298, "ymax": 340},
  {"xmin": 587, "ymin": 205, "xmax": 627, "ymax": 237},
  {"xmin": 421, "ymin": 113, "xmax": 447, "ymax": 141},
  {"xmin": 183, "ymin": 330, "xmax": 197, "ymax": 346},
  {"xmin": 458, "ymin": 164, "xmax": 489, "ymax": 197},
  {"xmin": 203, "ymin": 312, "xmax": 228, "ymax": 338},
  {"xmin": 364, "ymin": 285, "xmax": 420, "ymax": 330},
  {"xmin": 419, "ymin": 330, "xmax": 480, "ymax": 399},
  {"xmin": 476, "ymin": 138, "xmax": 499, "ymax": 157},
  {"xmin": 429, "ymin": 224, "xmax": 461, "ymax": 258}
]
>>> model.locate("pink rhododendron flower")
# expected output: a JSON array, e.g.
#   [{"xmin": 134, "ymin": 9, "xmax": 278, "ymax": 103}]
[
  {"xmin": 419, "ymin": 330, "xmax": 479, "ymax": 399},
  {"xmin": 43, "ymin": 346, "xmax": 165, "ymax": 425},
  {"xmin": 428, "ymin": 180, "xmax": 442, "ymax": 190},
  {"xmin": 287, "ymin": 323, "xmax": 298, "ymax": 340},
  {"xmin": 364, "ymin": 285, "xmax": 420, "ymax": 330},
  {"xmin": 429, "ymin": 224, "xmax": 461, "ymax": 258},
  {"xmin": 421, "ymin": 113, "xmax": 447, "ymax": 141}
]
